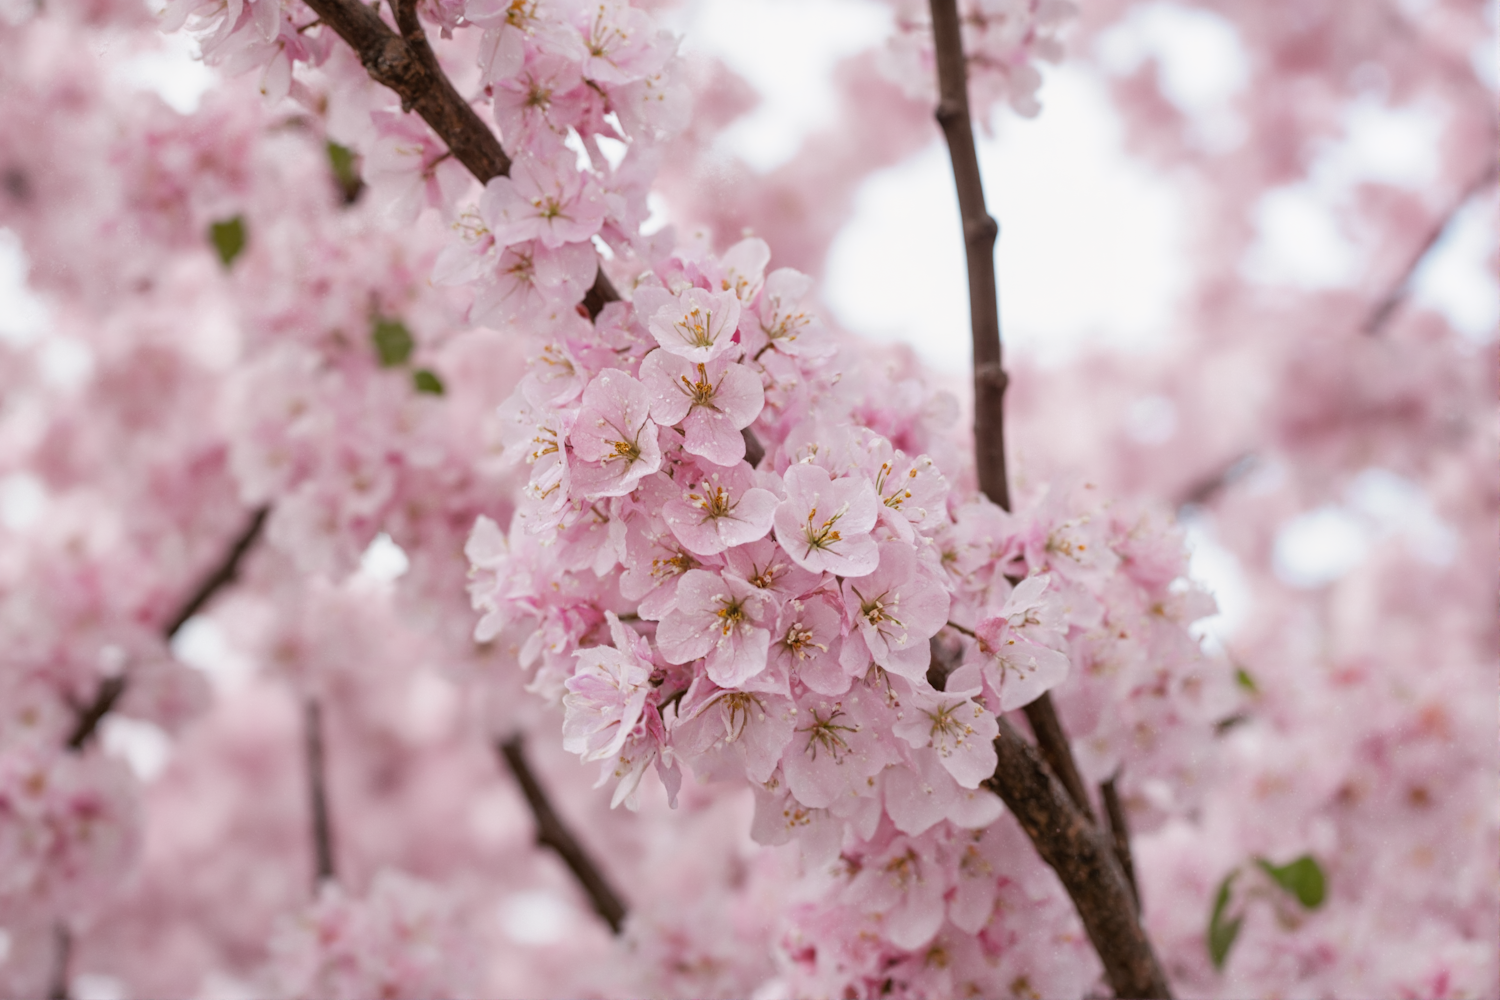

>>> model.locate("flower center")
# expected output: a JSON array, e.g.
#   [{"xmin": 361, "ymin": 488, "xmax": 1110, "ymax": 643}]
[
  {"xmin": 801, "ymin": 501, "xmax": 849, "ymax": 554},
  {"xmin": 799, "ymin": 705, "xmax": 856, "ymax": 762}
]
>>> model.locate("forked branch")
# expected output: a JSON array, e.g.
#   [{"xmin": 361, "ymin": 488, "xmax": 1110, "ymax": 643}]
[
  {"xmin": 986, "ymin": 719, "xmax": 1170, "ymax": 998},
  {"xmin": 497, "ymin": 736, "xmax": 628, "ymax": 934},
  {"xmin": 926, "ymin": 0, "xmax": 1170, "ymax": 993},
  {"xmin": 298, "ymin": 0, "xmax": 619, "ymax": 311}
]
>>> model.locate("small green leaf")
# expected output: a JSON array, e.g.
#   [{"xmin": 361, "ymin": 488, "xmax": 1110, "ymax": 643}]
[
  {"xmin": 371, "ymin": 318, "xmax": 414, "ymax": 367},
  {"xmin": 1207, "ymin": 870, "xmax": 1242, "ymax": 971},
  {"xmin": 326, "ymin": 141, "xmax": 363, "ymax": 204},
  {"xmin": 412, "ymin": 368, "xmax": 445, "ymax": 395},
  {"xmin": 1256, "ymin": 855, "xmax": 1326, "ymax": 909},
  {"xmin": 209, "ymin": 216, "xmax": 247, "ymax": 268},
  {"xmin": 1234, "ymin": 667, "xmax": 1259, "ymax": 693}
]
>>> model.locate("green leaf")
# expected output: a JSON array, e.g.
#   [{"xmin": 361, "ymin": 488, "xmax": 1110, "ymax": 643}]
[
  {"xmin": 1234, "ymin": 667, "xmax": 1259, "ymax": 693},
  {"xmin": 326, "ymin": 141, "xmax": 363, "ymax": 204},
  {"xmin": 412, "ymin": 368, "xmax": 445, "ymax": 395},
  {"xmin": 1207, "ymin": 870, "xmax": 1242, "ymax": 971},
  {"xmin": 371, "ymin": 318, "xmax": 414, "ymax": 367},
  {"xmin": 209, "ymin": 216, "xmax": 246, "ymax": 268},
  {"xmin": 1256, "ymin": 855, "xmax": 1326, "ymax": 909}
]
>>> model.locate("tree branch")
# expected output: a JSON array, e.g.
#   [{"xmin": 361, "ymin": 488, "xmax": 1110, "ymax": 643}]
[
  {"xmin": 304, "ymin": 699, "xmax": 337, "ymax": 886},
  {"xmin": 1364, "ymin": 160, "xmax": 1497, "ymax": 335},
  {"xmin": 926, "ymin": 0, "xmax": 1170, "ymax": 993},
  {"xmin": 298, "ymin": 0, "xmax": 620, "ymax": 314},
  {"xmin": 66, "ymin": 505, "xmax": 269, "ymax": 752},
  {"xmin": 1101, "ymin": 774, "xmax": 1140, "ymax": 915},
  {"xmin": 47, "ymin": 924, "xmax": 70, "ymax": 1000},
  {"xmin": 928, "ymin": 0, "xmax": 1008, "ymax": 512},
  {"xmin": 497, "ymin": 735, "xmax": 628, "ymax": 934},
  {"xmin": 1021, "ymin": 695, "xmax": 1095, "ymax": 823},
  {"xmin": 986, "ymin": 719, "xmax": 1170, "ymax": 999}
]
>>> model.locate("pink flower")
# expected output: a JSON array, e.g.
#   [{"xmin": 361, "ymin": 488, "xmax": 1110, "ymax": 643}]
[
  {"xmin": 574, "ymin": 0, "xmax": 664, "ymax": 85},
  {"xmin": 843, "ymin": 832, "xmax": 949, "ymax": 949},
  {"xmin": 971, "ymin": 574, "xmax": 1071, "ymax": 712},
  {"xmin": 891, "ymin": 666, "xmax": 998, "ymax": 788},
  {"xmin": 656, "ymin": 569, "xmax": 774, "ymax": 688},
  {"xmin": 772, "ymin": 463, "xmax": 880, "ymax": 576},
  {"xmin": 661, "ymin": 464, "xmax": 778, "ymax": 556},
  {"xmin": 473, "ymin": 241, "xmax": 597, "ymax": 330},
  {"xmin": 881, "ymin": 748, "xmax": 1004, "ymax": 836},
  {"xmin": 562, "ymin": 611, "xmax": 654, "ymax": 762},
  {"xmin": 672, "ymin": 681, "xmax": 796, "ymax": 784},
  {"xmin": 840, "ymin": 541, "xmax": 950, "ymax": 681},
  {"xmin": 568, "ymin": 370, "xmax": 661, "ymax": 499},
  {"xmin": 481, "ymin": 158, "xmax": 606, "ymax": 250},
  {"xmin": 722, "ymin": 538, "xmax": 823, "ymax": 604},
  {"xmin": 739, "ymin": 267, "xmax": 828, "ymax": 358},
  {"xmin": 363, "ymin": 110, "xmax": 472, "ymax": 226},
  {"xmin": 639, "ymin": 349, "xmax": 765, "ymax": 466},
  {"xmin": 635, "ymin": 286, "xmax": 742, "ymax": 364},
  {"xmin": 491, "ymin": 55, "xmax": 586, "ymax": 155},
  {"xmin": 781, "ymin": 684, "xmax": 897, "ymax": 809},
  {"xmin": 768, "ymin": 593, "xmax": 848, "ymax": 695},
  {"xmin": 715, "ymin": 237, "xmax": 771, "ymax": 304}
]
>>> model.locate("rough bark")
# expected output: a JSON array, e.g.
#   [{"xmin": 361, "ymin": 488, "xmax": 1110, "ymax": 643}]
[
  {"xmin": 986, "ymin": 719, "xmax": 1171, "ymax": 998},
  {"xmin": 1102, "ymin": 774, "xmax": 1141, "ymax": 915},
  {"xmin": 497, "ymin": 736, "xmax": 628, "ymax": 934}
]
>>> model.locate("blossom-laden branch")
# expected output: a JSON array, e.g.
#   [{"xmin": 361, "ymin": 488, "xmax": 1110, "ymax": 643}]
[
  {"xmin": 304, "ymin": 700, "xmax": 338, "ymax": 886},
  {"xmin": 497, "ymin": 736, "xmax": 628, "ymax": 934},
  {"xmin": 926, "ymin": 0, "xmax": 1170, "ymax": 994},
  {"xmin": 1364, "ymin": 160, "xmax": 1498, "ymax": 335},
  {"xmin": 298, "ymin": 0, "xmax": 619, "ymax": 313},
  {"xmin": 68, "ymin": 505, "xmax": 269, "ymax": 751},
  {"xmin": 986, "ymin": 719, "xmax": 1170, "ymax": 999}
]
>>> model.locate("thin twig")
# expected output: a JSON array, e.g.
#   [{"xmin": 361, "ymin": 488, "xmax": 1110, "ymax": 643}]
[
  {"xmin": 161, "ymin": 505, "xmax": 270, "ymax": 641},
  {"xmin": 298, "ymin": 0, "xmax": 619, "ymax": 314},
  {"xmin": 1176, "ymin": 452, "xmax": 1257, "ymax": 511},
  {"xmin": 928, "ymin": 0, "xmax": 1009, "ymax": 513},
  {"xmin": 497, "ymin": 735, "xmax": 628, "ymax": 934},
  {"xmin": 986, "ymin": 719, "xmax": 1171, "ymax": 999},
  {"xmin": 1021, "ymin": 695, "xmax": 1095, "ymax": 823},
  {"xmin": 1364, "ymin": 160, "xmax": 1497, "ymax": 335},
  {"xmin": 47, "ymin": 924, "xmax": 70, "ymax": 1000},
  {"xmin": 1101, "ymin": 774, "xmax": 1140, "ymax": 915},
  {"xmin": 65, "ymin": 506, "xmax": 270, "ymax": 753},
  {"xmin": 304, "ymin": 699, "xmax": 338, "ymax": 887}
]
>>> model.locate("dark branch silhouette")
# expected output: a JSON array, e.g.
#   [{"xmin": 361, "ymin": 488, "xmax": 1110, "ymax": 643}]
[
  {"xmin": 67, "ymin": 505, "xmax": 269, "ymax": 752},
  {"xmin": 497, "ymin": 736, "xmax": 628, "ymax": 934},
  {"xmin": 1364, "ymin": 160, "xmax": 1497, "ymax": 335},
  {"xmin": 304, "ymin": 699, "xmax": 338, "ymax": 886},
  {"xmin": 986, "ymin": 719, "xmax": 1171, "ymax": 998},
  {"xmin": 926, "ymin": 0, "xmax": 1169, "ymax": 993},
  {"xmin": 47, "ymin": 925, "xmax": 70, "ymax": 1000},
  {"xmin": 299, "ymin": 0, "xmax": 618, "ymax": 314},
  {"xmin": 1177, "ymin": 452, "xmax": 1257, "ymax": 511}
]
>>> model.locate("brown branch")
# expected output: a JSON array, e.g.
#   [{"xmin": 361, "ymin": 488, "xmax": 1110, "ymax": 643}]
[
  {"xmin": 304, "ymin": 699, "xmax": 338, "ymax": 886},
  {"xmin": 1176, "ymin": 452, "xmax": 1257, "ymax": 511},
  {"xmin": 926, "ymin": 0, "xmax": 1169, "ymax": 993},
  {"xmin": 497, "ymin": 735, "xmax": 628, "ymax": 934},
  {"xmin": 928, "ymin": 0, "xmax": 1008, "ymax": 513},
  {"xmin": 986, "ymin": 719, "xmax": 1171, "ymax": 999},
  {"xmin": 1101, "ymin": 774, "xmax": 1140, "ymax": 914},
  {"xmin": 162, "ymin": 504, "xmax": 270, "ymax": 641},
  {"xmin": 298, "ymin": 0, "xmax": 620, "ymax": 315},
  {"xmin": 1021, "ymin": 696, "xmax": 1095, "ymax": 823},
  {"xmin": 47, "ymin": 924, "xmax": 70, "ymax": 1000},
  {"xmin": 1364, "ymin": 160, "xmax": 1498, "ymax": 335},
  {"xmin": 65, "ymin": 505, "xmax": 269, "ymax": 753}
]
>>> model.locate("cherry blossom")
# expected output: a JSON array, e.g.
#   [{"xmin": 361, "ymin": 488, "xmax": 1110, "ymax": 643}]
[{"xmin": 772, "ymin": 463, "xmax": 881, "ymax": 577}]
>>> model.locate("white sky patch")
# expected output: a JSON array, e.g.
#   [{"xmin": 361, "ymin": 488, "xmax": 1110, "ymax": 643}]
[
  {"xmin": 112, "ymin": 31, "xmax": 219, "ymax": 114},
  {"xmin": 1410, "ymin": 191, "xmax": 1498, "ymax": 343},
  {"xmin": 1094, "ymin": 2, "xmax": 1250, "ymax": 152},
  {"xmin": 1182, "ymin": 515, "xmax": 1252, "ymax": 646},
  {"xmin": 671, "ymin": 0, "xmax": 893, "ymax": 173},
  {"xmin": 0, "ymin": 228, "xmax": 50, "ymax": 346},
  {"xmin": 357, "ymin": 531, "xmax": 411, "ymax": 583},
  {"xmin": 1244, "ymin": 183, "xmax": 1363, "ymax": 289},
  {"xmin": 497, "ymin": 890, "xmax": 572, "ymax": 945},
  {"xmin": 0, "ymin": 472, "xmax": 46, "ymax": 531},
  {"xmin": 102, "ymin": 716, "xmax": 174, "ymax": 783},
  {"xmin": 1274, "ymin": 506, "xmax": 1369, "ymax": 588},
  {"xmin": 171, "ymin": 615, "xmax": 258, "ymax": 695},
  {"xmin": 825, "ymin": 66, "xmax": 1184, "ymax": 372}
]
